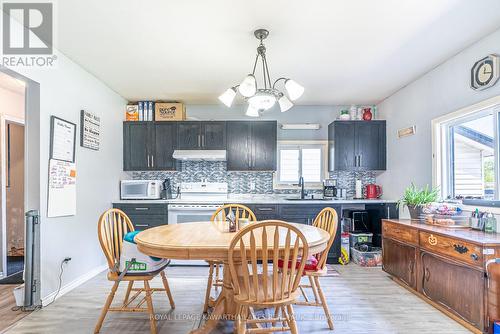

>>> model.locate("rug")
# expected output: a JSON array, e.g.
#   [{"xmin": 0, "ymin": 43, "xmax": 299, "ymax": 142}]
[{"xmin": 0, "ymin": 271, "xmax": 24, "ymax": 285}]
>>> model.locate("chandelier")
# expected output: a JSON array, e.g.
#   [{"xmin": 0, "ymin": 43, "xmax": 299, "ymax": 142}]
[{"xmin": 218, "ymin": 29, "xmax": 304, "ymax": 117}]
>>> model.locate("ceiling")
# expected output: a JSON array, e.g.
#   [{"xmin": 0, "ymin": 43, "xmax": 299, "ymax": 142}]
[{"xmin": 56, "ymin": 0, "xmax": 500, "ymax": 105}]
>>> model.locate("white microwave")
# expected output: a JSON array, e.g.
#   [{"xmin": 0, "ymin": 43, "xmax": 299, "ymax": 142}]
[{"xmin": 120, "ymin": 180, "xmax": 162, "ymax": 200}]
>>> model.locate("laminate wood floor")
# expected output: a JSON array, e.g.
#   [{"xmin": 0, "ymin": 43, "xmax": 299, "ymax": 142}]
[
  {"xmin": 5, "ymin": 265, "xmax": 471, "ymax": 334},
  {"xmin": 0, "ymin": 285, "xmax": 31, "ymax": 333}
]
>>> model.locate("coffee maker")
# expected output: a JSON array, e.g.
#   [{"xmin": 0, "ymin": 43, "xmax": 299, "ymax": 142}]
[{"xmin": 323, "ymin": 179, "xmax": 337, "ymax": 198}]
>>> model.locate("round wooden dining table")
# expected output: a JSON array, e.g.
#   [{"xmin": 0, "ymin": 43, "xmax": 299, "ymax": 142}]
[{"xmin": 135, "ymin": 221, "xmax": 331, "ymax": 334}]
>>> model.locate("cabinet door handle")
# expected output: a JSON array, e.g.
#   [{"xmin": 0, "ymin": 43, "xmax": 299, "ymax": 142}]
[
  {"xmin": 202, "ymin": 135, "xmax": 205, "ymax": 147},
  {"xmin": 354, "ymin": 155, "xmax": 357, "ymax": 167},
  {"xmin": 258, "ymin": 208, "xmax": 273, "ymax": 211},
  {"xmin": 198, "ymin": 134, "xmax": 201, "ymax": 147},
  {"xmin": 135, "ymin": 224, "xmax": 149, "ymax": 227},
  {"xmin": 359, "ymin": 155, "xmax": 362, "ymax": 167},
  {"xmin": 147, "ymin": 155, "xmax": 150, "ymax": 168},
  {"xmin": 151, "ymin": 155, "xmax": 154, "ymax": 168},
  {"xmin": 135, "ymin": 207, "xmax": 150, "ymax": 211}
]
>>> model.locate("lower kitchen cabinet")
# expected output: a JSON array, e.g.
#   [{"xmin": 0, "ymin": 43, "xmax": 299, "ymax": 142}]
[
  {"xmin": 112, "ymin": 203, "xmax": 168, "ymax": 230},
  {"xmin": 246, "ymin": 204, "xmax": 279, "ymax": 220},
  {"xmin": 420, "ymin": 251, "xmax": 484, "ymax": 329},
  {"xmin": 382, "ymin": 238, "xmax": 416, "ymax": 289}
]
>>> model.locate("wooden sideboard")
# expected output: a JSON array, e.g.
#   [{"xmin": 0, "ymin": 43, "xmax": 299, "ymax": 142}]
[{"xmin": 382, "ymin": 219, "xmax": 500, "ymax": 333}]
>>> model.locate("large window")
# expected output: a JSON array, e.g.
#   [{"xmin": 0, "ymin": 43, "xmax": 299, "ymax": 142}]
[
  {"xmin": 435, "ymin": 100, "xmax": 500, "ymax": 204},
  {"xmin": 275, "ymin": 141, "xmax": 327, "ymax": 188}
]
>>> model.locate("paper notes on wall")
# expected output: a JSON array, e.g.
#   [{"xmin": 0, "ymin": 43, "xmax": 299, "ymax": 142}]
[{"xmin": 47, "ymin": 159, "xmax": 77, "ymax": 217}]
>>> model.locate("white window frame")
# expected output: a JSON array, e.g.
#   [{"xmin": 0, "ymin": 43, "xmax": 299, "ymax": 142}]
[
  {"xmin": 432, "ymin": 95, "xmax": 500, "ymax": 203},
  {"xmin": 274, "ymin": 140, "xmax": 328, "ymax": 190}
]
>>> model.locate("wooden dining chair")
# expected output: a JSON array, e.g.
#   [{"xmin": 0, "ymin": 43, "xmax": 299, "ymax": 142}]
[
  {"xmin": 228, "ymin": 220, "xmax": 309, "ymax": 334},
  {"xmin": 204, "ymin": 204, "xmax": 257, "ymax": 313},
  {"xmin": 295, "ymin": 207, "xmax": 338, "ymax": 330},
  {"xmin": 94, "ymin": 209, "xmax": 175, "ymax": 334}
]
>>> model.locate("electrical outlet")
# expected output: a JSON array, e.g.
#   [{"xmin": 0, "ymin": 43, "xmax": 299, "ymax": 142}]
[{"xmin": 250, "ymin": 182, "xmax": 256, "ymax": 191}]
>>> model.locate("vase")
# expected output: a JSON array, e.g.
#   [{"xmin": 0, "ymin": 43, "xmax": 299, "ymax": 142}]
[
  {"xmin": 407, "ymin": 205, "xmax": 423, "ymax": 220},
  {"xmin": 362, "ymin": 108, "xmax": 372, "ymax": 121}
]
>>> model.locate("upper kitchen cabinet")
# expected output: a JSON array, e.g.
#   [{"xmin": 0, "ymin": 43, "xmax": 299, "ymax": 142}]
[
  {"xmin": 329, "ymin": 120, "xmax": 386, "ymax": 171},
  {"xmin": 123, "ymin": 122, "xmax": 177, "ymax": 171},
  {"xmin": 152, "ymin": 122, "xmax": 177, "ymax": 170},
  {"xmin": 227, "ymin": 121, "xmax": 277, "ymax": 171},
  {"xmin": 177, "ymin": 121, "xmax": 226, "ymax": 150},
  {"xmin": 123, "ymin": 122, "xmax": 151, "ymax": 171}
]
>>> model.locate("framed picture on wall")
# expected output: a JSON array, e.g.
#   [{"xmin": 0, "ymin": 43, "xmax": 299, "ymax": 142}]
[
  {"xmin": 49, "ymin": 116, "xmax": 76, "ymax": 163},
  {"xmin": 80, "ymin": 109, "xmax": 100, "ymax": 150}
]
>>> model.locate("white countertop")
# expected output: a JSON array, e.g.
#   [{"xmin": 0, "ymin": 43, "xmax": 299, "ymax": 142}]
[{"xmin": 113, "ymin": 194, "xmax": 397, "ymax": 205}]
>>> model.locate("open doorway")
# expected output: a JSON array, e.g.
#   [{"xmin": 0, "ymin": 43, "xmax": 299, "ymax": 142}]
[
  {"xmin": 0, "ymin": 71, "xmax": 25, "ymax": 283},
  {"xmin": 6, "ymin": 121, "xmax": 25, "ymax": 276}
]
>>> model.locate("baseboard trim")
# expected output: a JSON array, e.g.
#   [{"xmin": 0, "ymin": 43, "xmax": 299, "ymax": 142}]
[{"xmin": 41, "ymin": 264, "xmax": 107, "ymax": 307}]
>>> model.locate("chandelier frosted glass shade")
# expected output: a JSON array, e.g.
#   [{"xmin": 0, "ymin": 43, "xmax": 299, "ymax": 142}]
[
  {"xmin": 278, "ymin": 95, "xmax": 293, "ymax": 112},
  {"xmin": 248, "ymin": 90, "xmax": 276, "ymax": 110},
  {"xmin": 218, "ymin": 29, "xmax": 304, "ymax": 117},
  {"xmin": 218, "ymin": 87, "xmax": 237, "ymax": 107},
  {"xmin": 238, "ymin": 74, "xmax": 257, "ymax": 97},
  {"xmin": 246, "ymin": 105, "xmax": 260, "ymax": 117},
  {"xmin": 285, "ymin": 79, "xmax": 304, "ymax": 101}
]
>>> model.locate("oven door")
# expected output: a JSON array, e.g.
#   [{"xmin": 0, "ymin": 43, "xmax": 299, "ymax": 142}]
[{"xmin": 167, "ymin": 204, "xmax": 222, "ymax": 265}]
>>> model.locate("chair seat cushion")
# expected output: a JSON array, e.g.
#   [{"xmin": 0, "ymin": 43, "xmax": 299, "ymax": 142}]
[
  {"xmin": 119, "ymin": 231, "xmax": 169, "ymax": 274},
  {"xmin": 277, "ymin": 255, "xmax": 319, "ymax": 272}
]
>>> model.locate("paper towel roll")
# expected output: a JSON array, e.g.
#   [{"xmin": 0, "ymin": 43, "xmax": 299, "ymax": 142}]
[{"xmin": 355, "ymin": 180, "xmax": 363, "ymax": 199}]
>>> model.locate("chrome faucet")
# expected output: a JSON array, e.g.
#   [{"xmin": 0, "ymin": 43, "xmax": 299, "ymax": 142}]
[{"xmin": 298, "ymin": 176, "xmax": 305, "ymax": 199}]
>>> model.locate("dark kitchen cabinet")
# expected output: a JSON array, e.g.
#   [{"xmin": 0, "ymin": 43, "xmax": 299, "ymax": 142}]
[
  {"xmin": 123, "ymin": 122, "xmax": 177, "ymax": 171},
  {"xmin": 177, "ymin": 122, "xmax": 201, "ymax": 149},
  {"xmin": 328, "ymin": 120, "xmax": 386, "ymax": 171},
  {"xmin": 382, "ymin": 238, "xmax": 417, "ymax": 289},
  {"xmin": 279, "ymin": 204, "xmax": 341, "ymax": 264},
  {"xmin": 226, "ymin": 121, "xmax": 277, "ymax": 171},
  {"xmin": 177, "ymin": 121, "xmax": 226, "ymax": 150},
  {"xmin": 112, "ymin": 203, "xmax": 168, "ymax": 230},
  {"xmin": 420, "ymin": 251, "xmax": 484, "ymax": 329},
  {"xmin": 152, "ymin": 122, "xmax": 177, "ymax": 170},
  {"xmin": 123, "ymin": 122, "xmax": 151, "ymax": 171},
  {"xmin": 203, "ymin": 122, "xmax": 226, "ymax": 149}
]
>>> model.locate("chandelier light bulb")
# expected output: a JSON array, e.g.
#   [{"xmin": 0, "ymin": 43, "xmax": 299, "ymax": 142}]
[
  {"xmin": 238, "ymin": 74, "xmax": 257, "ymax": 97},
  {"xmin": 248, "ymin": 91, "xmax": 276, "ymax": 110},
  {"xmin": 246, "ymin": 105, "xmax": 260, "ymax": 117},
  {"xmin": 278, "ymin": 95, "xmax": 293, "ymax": 112},
  {"xmin": 218, "ymin": 87, "xmax": 236, "ymax": 107},
  {"xmin": 285, "ymin": 79, "xmax": 304, "ymax": 101}
]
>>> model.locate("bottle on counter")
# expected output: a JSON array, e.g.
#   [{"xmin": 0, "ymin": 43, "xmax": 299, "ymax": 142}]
[{"xmin": 484, "ymin": 213, "xmax": 497, "ymax": 233}]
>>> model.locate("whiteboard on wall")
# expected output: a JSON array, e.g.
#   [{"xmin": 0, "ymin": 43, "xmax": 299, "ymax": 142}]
[{"xmin": 47, "ymin": 159, "xmax": 76, "ymax": 217}]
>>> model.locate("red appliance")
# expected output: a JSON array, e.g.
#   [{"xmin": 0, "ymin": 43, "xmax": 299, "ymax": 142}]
[{"xmin": 364, "ymin": 184, "xmax": 382, "ymax": 199}]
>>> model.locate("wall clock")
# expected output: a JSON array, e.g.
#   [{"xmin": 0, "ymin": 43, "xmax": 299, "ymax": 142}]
[{"xmin": 471, "ymin": 54, "xmax": 500, "ymax": 90}]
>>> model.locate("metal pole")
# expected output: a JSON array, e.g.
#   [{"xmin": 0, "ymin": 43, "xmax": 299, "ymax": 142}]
[{"xmin": 24, "ymin": 210, "xmax": 40, "ymax": 309}]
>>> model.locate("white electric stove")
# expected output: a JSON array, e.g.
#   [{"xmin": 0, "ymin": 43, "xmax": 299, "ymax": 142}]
[{"xmin": 167, "ymin": 182, "xmax": 228, "ymax": 265}]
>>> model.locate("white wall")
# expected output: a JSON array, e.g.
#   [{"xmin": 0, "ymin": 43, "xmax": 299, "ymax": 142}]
[
  {"xmin": 186, "ymin": 105, "xmax": 347, "ymax": 141},
  {"xmin": 8, "ymin": 52, "xmax": 126, "ymax": 300},
  {"xmin": 377, "ymin": 28, "xmax": 500, "ymax": 204},
  {"xmin": 0, "ymin": 86, "xmax": 24, "ymax": 119}
]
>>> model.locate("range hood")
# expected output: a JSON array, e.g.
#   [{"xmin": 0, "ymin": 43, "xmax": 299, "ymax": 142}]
[{"xmin": 172, "ymin": 150, "xmax": 227, "ymax": 161}]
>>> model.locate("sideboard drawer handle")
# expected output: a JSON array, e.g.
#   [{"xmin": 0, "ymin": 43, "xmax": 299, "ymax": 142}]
[
  {"xmin": 453, "ymin": 244, "xmax": 469, "ymax": 254},
  {"xmin": 428, "ymin": 234, "xmax": 438, "ymax": 246}
]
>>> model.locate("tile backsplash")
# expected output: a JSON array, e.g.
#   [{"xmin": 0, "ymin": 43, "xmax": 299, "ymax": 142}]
[{"xmin": 128, "ymin": 161, "xmax": 376, "ymax": 198}]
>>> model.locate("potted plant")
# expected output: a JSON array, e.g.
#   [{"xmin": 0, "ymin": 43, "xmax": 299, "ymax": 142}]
[{"xmin": 398, "ymin": 183, "xmax": 439, "ymax": 220}]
